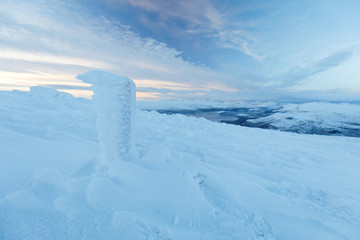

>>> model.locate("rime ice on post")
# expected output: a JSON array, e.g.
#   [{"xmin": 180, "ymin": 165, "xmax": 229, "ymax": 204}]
[{"xmin": 77, "ymin": 71, "xmax": 136, "ymax": 163}]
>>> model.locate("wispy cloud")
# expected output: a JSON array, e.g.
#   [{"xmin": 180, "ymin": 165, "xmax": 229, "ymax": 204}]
[
  {"xmin": 218, "ymin": 30, "xmax": 263, "ymax": 60},
  {"xmin": 0, "ymin": 0, "xmax": 229, "ymax": 97},
  {"xmin": 40, "ymin": 84, "xmax": 91, "ymax": 90},
  {"xmin": 109, "ymin": 0, "xmax": 224, "ymax": 31},
  {"xmin": 107, "ymin": 0, "xmax": 263, "ymax": 60},
  {"xmin": 1, "ymin": 0, "xmax": 360, "ymax": 100},
  {"xmin": 278, "ymin": 49, "xmax": 355, "ymax": 87},
  {"xmin": 0, "ymin": 49, "xmax": 110, "ymax": 68}
]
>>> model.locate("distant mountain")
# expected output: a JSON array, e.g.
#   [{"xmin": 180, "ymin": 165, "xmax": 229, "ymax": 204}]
[
  {"xmin": 243, "ymin": 102, "xmax": 360, "ymax": 137},
  {"xmin": 146, "ymin": 102, "xmax": 360, "ymax": 138}
]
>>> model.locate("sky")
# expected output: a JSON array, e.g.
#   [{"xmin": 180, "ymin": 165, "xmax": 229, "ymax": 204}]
[{"xmin": 0, "ymin": 0, "xmax": 360, "ymax": 101}]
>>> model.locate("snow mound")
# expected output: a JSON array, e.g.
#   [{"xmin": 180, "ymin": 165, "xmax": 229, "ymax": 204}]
[{"xmin": 0, "ymin": 87, "xmax": 96, "ymax": 140}]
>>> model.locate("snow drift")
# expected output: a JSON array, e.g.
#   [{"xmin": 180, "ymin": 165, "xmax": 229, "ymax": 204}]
[{"xmin": 0, "ymin": 86, "xmax": 360, "ymax": 239}]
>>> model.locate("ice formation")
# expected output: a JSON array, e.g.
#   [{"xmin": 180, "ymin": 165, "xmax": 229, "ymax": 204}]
[{"xmin": 77, "ymin": 71, "xmax": 136, "ymax": 163}]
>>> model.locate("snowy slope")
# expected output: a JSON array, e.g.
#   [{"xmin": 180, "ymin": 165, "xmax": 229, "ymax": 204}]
[
  {"xmin": 1, "ymin": 88, "xmax": 360, "ymax": 239},
  {"xmin": 249, "ymin": 102, "xmax": 360, "ymax": 137},
  {"xmin": 140, "ymin": 100, "xmax": 360, "ymax": 138}
]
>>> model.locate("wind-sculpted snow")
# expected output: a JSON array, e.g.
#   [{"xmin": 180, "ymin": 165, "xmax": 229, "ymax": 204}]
[
  {"xmin": 77, "ymin": 71, "xmax": 136, "ymax": 163},
  {"xmin": 1, "ymin": 88, "xmax": 360, "ymax": 239},
  {"xmin": 0, "ymin": 87, "xmax": 97, "ymax": 141}
]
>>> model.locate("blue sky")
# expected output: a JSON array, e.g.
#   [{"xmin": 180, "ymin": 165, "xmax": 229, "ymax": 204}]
[{"xmin": 0, "ymin": 0, "xmax": 360, "ymax": 101}]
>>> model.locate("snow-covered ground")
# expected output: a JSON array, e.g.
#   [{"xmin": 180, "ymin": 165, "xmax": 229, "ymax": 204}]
[{"xmin": 1, "ymin": 87, "xmax": 360, "ymax": 239}]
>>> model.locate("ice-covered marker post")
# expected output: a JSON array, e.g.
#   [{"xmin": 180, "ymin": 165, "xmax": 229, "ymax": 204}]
[{"xmin": 77, "ymin": 71, "xmax": 136, "ymax": 163}]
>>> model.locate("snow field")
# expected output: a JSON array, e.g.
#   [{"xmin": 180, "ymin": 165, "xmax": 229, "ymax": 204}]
[{"xmin": 0, "ymin": 87, "xmax": 360, "ymax": 239}]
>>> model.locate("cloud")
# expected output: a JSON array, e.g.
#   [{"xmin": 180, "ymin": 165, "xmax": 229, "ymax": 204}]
[
  {"xmin": 105, "ymin": 0, "xmax": 262, "ymax": 60},
  {"xmin": 109, "ymin": 0, "xmax": 223, "ymax": 31},
  {"xmin": 218, "ymin": 30, "xmax": 263, "ymax": 60},
  {"xmin": 0, "ymin": 49, "xmax": 110, "ymax": 68},
  {"xmin": 1, "ymin": 0, "xmax": 360, "ymax": 100},
  {"xmin": 137, "ymin": 87, "xmax": 207, "ymax": 95},
  {"xmin": 0, "ymin": 0, "xmax": 227, "ymax": 96},
  {"xmin": 278, "ymin": 49, "xmax": 355, "ymax": 87},
  {"xmin": 40, "ymin": 84, "xmax": 91, "ymax": 90}
]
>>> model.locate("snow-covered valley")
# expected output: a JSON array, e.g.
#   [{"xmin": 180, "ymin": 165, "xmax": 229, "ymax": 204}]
[
  {"xmin": 139, "ymin": 101, "xmax": 360, "ymax": 138},
  {"xmin": 1, "ymin": 87, "xmax": 360, "ymax": 239}
]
